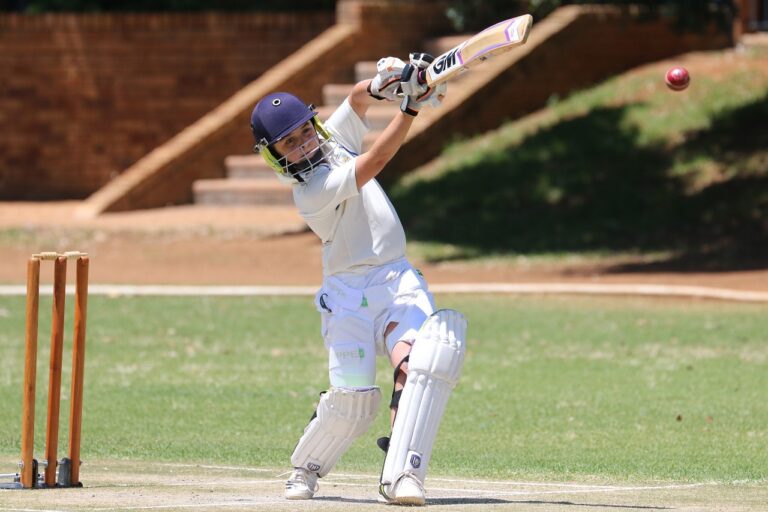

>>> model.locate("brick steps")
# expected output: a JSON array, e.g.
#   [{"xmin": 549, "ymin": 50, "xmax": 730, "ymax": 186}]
[
  {"xmin": 193, "ymin": 179, "xmax": 293, "ymax": 206},
  {"xmin": 318, "ymin": 101, "xmax": 400, "ymax": 132},
  {"xmin": 213, "ymin": 131, "xmax": 379, "ymax": 184},
  {"xmin": 224, "ymin": 155, "xmax": 273, "ymax": 179}
]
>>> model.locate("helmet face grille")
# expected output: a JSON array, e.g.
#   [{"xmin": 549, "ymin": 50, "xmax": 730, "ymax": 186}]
[{"xmin": 256, "ymin": 117, "xmax": 352, "ymax": 182}]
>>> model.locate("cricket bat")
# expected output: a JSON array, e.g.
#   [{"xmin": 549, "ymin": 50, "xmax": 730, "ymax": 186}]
[{"xmin": 419, "ymin": 14, "xmax": 533, "ymax": 87}]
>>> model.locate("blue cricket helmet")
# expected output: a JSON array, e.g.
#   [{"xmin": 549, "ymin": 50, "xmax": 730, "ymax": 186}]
[{"xmin": 250, "ymin": 92, "xmax": 316, "ymax": 147}]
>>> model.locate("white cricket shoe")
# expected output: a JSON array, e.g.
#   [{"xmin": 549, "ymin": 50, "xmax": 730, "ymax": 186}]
[
  {"xmin": 285, "ymin": 467, "xmax": 318, "ymax": 500},
  {"xmin": 378, "ymin": 472, "xmax": 426, "ymax": 506}
]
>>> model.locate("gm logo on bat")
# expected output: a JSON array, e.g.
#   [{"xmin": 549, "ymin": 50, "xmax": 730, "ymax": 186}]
[{"xmin": 432, "ymin": 48, "xmax": 460, "ymax": 76}]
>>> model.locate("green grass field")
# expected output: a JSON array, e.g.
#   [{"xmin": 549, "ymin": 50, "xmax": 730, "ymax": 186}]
[{"xmin": 1, "ymin": 294, "xmax": 765, "ymax": 485}]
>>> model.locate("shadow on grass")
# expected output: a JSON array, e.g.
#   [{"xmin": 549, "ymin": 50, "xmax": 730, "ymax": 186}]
[
  {"xmin": 390, "ymin": 93, "xmax": 768, "ymax": 272},
  {"xmin": 317, "ymin": 496, "xmax": 671, "ymax": 509},
  {"xmin": 432, "ymin": 498, "xmax": 671, "ymax": 509}
]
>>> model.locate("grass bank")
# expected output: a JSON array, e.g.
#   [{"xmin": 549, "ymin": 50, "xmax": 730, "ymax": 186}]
[{"xmin": 392, "ymin": 45, "xmax": 768, "ymax": 269}]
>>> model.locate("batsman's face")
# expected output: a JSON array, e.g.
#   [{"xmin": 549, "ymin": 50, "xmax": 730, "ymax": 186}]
[{"xmin": 273, "ymin": 121, "xmax": 320, "ymax": 164}]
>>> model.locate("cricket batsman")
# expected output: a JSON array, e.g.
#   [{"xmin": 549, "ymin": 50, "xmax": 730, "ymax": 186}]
[{"xmin": 249, "ymin": 53, "xmax": 467, "ymax": 506}]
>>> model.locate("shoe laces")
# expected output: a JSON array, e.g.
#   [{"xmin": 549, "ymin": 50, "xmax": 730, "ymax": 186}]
[
  {"xmin": 289, "ymin": 469, "xmax": 319, "ymax": 492},
  {"xmin": 393, "ymin": 470, "xmax": 425, "ymax": 495},
  {"xmin": 379, "ymin": 470, "xmax": 425, "ymax": 502}
]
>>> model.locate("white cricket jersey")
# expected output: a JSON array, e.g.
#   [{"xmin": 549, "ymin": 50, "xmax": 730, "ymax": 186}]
[{"xmin": 292, "ymin": 99, "xmax": 406, "ymax": 277}]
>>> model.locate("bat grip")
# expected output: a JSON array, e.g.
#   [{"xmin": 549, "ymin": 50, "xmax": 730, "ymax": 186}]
[{"xmin": 417, "ymin": 69, "xmax": 427, "ymax": 86}]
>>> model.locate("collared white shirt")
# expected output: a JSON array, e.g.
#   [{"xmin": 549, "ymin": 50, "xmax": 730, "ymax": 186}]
[{"xmin": 293, "ymin": 99, "xmax": 406, "ymax": 277}]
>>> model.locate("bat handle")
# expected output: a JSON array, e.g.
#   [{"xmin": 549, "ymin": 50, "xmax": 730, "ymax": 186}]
[{"xmin": 395, "ymin": 67, "xmax": 429, "ymax": 97}]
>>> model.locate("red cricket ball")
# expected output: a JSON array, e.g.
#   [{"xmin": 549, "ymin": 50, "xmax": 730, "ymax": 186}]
[{"xmin": 665, "ymin": 66, "xmax": 690, "ymax": 91}]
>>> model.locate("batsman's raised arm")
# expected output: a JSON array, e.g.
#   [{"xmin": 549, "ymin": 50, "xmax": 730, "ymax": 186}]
[
  {"xmin": 353, "ymin": 55, "xmax": 447, "ymax": 188},
  {"xmin": 354, "ymin": 110, "xmax": 414, "ymax": 189}
]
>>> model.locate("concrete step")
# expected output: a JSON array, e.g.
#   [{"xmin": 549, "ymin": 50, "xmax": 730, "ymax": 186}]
[
  {"xmin": 322, "ymin": 83, "xmax": 353, "ymax": 107},
  {"xmin": 318, "ymin": 101, "xmax": 396, "ymax": 133},
  {"xmin": 193, "ymin": 179, "xmax": 293, "ymax": 206},
  {"xmin": 355, "ymin": 61, "xmax": 377, "ymax": 82},
  {"xmin": 742, "ymin": 33, "xmax": 768, "ymax": 48},
  {"xmin": 225, "ymin": 155, "xmax": 275, "ymax": 179},
  {"xmin": 365, "ymin": 104, "xmax": 399, "ymax": 131},
  {"xmin": 315, "ymin": 105, "xmax": 336, "ymax": 122}
]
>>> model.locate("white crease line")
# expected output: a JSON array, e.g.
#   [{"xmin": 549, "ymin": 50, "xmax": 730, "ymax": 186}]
[
  {"xmin": 151, "ymin": 464, "xmax": 715, "ymax": 491},
  {"xmin": 0, "ymin": 500, "xmax": 291, "ymax": 512},
  {"xmin": 158, "ymin": 464, "xmax": 373, "ymax": 481},
  {"xmin": 88, "ymin": 499, "xmax": 289, "ymax": 511},
  {"xmin": 105, "ymin": 474, "xmax": 714, "ymax": 496},
  {"xmin": 427, "ymin": 482, "xmax": 712, "ymax": 498},
  {"xmin": 316, "ymin": 481, "xmax": 713, "ymax": 497},
  {"xmin": 151, "ymin": 477, "xmax": 714, "ymax": 497},
  {"xmin": 0, "ymin": 285, "xmax": 316, "ymax": 297},
  {"xmin": 91, "ymin": 479, "xmax": 671, "ymax": 494},
  {"xmin": 318, "ymin": 481, "xmax": 713, "ymax": 498},
  {"xmin": 0, "ymin": 283, "xmax": 766, "ymax": 302},
  {"xmin": 0, "ymin": 509, "xmax": 71, "ymax": 512},
  {"xmin": 155, "ymin": 464, "xmax": 673, "ymax": 490},
  {"xmin": 161, "ymin": 463, "xmax": 275, "ymax": 474},
  {"xmin": 103, "ymin": 479, "xmax": 282, "ymax": 488},
  {"xmin": 433, "ymin": 283, "xmax": 768, "ymax": 303},
  {"xmin": 322, "ymin": 475, "xmax": 613, "ymax": 489},
  {"xmin": 425, "ymin": 476, "xmax": 621, "ymax": 489}
]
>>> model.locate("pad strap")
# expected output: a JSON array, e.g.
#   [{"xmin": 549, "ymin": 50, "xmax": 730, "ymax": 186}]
[
  {"xmin": 376, "ymin": 354, "xmax": 409, "ymax": 455},
  {"xmin": 390, "ymin": 354, "xmax": 409, "ymax": 409}
]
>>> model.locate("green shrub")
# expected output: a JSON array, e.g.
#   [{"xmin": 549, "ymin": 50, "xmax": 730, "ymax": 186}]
[{"xmin": 445, "ymin": 0, "xmax": 736, "ymax": 33}]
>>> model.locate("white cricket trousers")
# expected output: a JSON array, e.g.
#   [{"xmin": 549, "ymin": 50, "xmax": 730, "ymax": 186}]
[{"xmin": 314, "ymin": 258, "xmax": 435, "ymax": 388}]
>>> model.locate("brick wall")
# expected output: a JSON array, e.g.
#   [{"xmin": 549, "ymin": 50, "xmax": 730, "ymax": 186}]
[{"xmin": 0, "ymin": 12, "xmax": 334, "ymax": 200}]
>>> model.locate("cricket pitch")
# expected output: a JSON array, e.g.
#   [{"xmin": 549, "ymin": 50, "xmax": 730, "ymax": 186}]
[{"xmin": 1, "ymin": 459, "xmax": 766, "ymax": 511}]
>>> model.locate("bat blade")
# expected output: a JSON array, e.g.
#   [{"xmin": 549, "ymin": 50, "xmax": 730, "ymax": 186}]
[{"xmin": 423, "ymin": 14, "xmax": 533, "ymax": 87}]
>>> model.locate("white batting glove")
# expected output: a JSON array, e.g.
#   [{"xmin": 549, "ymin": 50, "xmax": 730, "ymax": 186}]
[
  {"xmin": 399, "ymin": 52, "xmax": 436, "ymax": 98},
  {"xmin": 400, "ymin": 82, "xmax": 447, "ymax": 116},
  {"xmin": 409, "ymin": 52, "xmax": 435, "ymax": 70},
  {"xmin": 368, "ymin": 56, "xmax": 406, "ymax": 101},
  {"xmin": 418, "ymin": 82, "xmax": 447, "ymax": 108},
  {"xmin": 399, "ymin": 64, "xmax": 426, "ymax": 98}
]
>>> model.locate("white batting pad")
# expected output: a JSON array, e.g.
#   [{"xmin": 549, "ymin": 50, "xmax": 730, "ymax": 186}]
[
  {"xmin": 380, "ymin": 309, "xmax": 467, "ymax": 488},
  {"xmin": 291, "ymin": 386, "xmax": 381, "ymax": 477}
]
